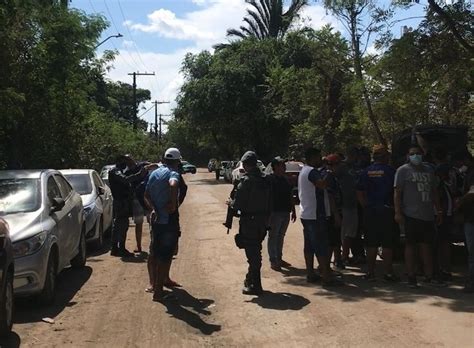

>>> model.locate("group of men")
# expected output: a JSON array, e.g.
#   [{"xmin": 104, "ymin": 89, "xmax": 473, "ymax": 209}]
[
  {"xmin": 229, "ymin": 145, "xmax": 474, "ymax": 295},
  {"xmin": 108, "ymin": 148, "xmax": 187, "ymax": 302}
]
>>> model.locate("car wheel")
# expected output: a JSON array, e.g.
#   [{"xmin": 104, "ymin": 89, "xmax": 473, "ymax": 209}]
[
  {"xmin": 39, "ymin": 251, "xmax": 57, "ymax": 305},
  {"xmin": 92, "ymin": 216, "xmax": 104, "ymax": 250},
  {"xmin": 71, "ymin": 227, "xmax": 87, "ymax": 268},
  {"xmin": 0, "ymin": 271, "xmax": 13, "ymax": 336}
]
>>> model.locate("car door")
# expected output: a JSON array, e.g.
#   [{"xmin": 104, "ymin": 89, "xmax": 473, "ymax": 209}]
[
  {"xmin": 91, "ymin": 172, "xmax": 108, "ymax": 223},
  {"xmin": 54, "ymin": 174, "xmax": 80, "ymax": 261},
  {"xmin": 92, "ymin": 171, "xmax": 112, "ymax": 229},
  {"xmin": 46, "ymin": 175, "xmax": 69, "ymax": 270}
]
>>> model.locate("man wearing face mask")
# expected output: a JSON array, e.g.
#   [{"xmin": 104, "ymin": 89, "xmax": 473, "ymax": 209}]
[{"xmin": 394, "ymin": 145, "xmax": 444, "ymax": 288}]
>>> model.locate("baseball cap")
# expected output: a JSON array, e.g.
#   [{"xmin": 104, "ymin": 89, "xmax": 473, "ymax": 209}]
[
  {"xmin": 164, "ymin": 147, "xmax": 182, "ymax": 160},
  {"xmin": 326, "ymin": 153, "xmax": 341, "ymax": 165},
  {"xmin": 241, "ymin": 151, "xmax": 257, "ymax": 165},
  {"xmin": 271, "ymin": 156, "xmax": 286, "ymax": 167}
]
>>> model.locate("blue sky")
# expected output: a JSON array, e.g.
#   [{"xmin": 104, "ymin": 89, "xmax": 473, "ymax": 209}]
[{"xmin": 70, "ymin": 0, "xmax": 427, "ymax": 129}]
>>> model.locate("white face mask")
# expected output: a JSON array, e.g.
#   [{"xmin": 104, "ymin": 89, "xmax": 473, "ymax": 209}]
[
  {"xmin": 459, "ymin": 165, "xmax": 468, "ymax": 173},
  {"xmin": 408, "ymin": 154, "xmax": 422, "ymax": 166}
]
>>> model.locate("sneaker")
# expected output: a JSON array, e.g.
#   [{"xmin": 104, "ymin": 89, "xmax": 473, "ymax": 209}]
[
  {"xmin": 270, "ymin": 263, "xmax": 282, "ymax": 272},
  {"xmin": 408, "ymin": 276, "xmax": 418, "ymax": 289},
  {"xmin": 306, "ymin": 273, "xmax": 322, "ymax": 283},
  {"xmin": 363, "ymin": 273, "xmax": 376, "ymax": 282},
  {"xmin": 423, "ymin": 277, "xmax": 447, "ymax": 288},
  {"xmin": 110, "ymin": 247, "xmax": 120, "ymax": 257},
  {"xmin": 280, "ymin": 260, "xmax": 292, "ymax": 267},
  {"xmin": 383, "ymin": 273, "xmax": 401, "ymax": 283},
  {"xmin": 335, "ymin": 260, "xmax": 346, "ymax": 270}
]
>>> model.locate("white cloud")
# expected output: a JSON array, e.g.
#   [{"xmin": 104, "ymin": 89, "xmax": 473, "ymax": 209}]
[{"xmin": 107, "ymin": 1, "xmax": 342, "ymax": 129}]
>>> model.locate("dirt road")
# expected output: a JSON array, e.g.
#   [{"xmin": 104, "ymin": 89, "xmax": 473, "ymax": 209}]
[{"xmin": 3, "ymin": 169, "xmax": 473, "ymax": 347}]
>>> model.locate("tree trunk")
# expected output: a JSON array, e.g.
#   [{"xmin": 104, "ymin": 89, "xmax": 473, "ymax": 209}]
[{"xmin": 350, "ymin": 10, "xmax": 387, "ymax": 147}]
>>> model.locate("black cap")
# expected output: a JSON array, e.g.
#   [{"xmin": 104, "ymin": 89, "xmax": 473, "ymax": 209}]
[
  {"xmin": 271, "ymin": 156, "xmax": 286, "ymax": 167},
  {"xmin": 241, "ymin": 151, "xmax": 258, "ymax": 165}
]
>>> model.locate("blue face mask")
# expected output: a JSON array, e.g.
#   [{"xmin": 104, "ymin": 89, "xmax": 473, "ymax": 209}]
[{"xmin": 409, "ymin": 154, "xmax": 422, "ymax": 166}]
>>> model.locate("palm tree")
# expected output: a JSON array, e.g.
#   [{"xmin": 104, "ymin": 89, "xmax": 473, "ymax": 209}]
[{"xmin": 227, "ymin": 0, "xmax": 308, "ymax": 40}]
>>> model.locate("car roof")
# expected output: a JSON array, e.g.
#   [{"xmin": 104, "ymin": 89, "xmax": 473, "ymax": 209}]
[
  {"xmin": 60, "ymin": 169, "xmax": 95, "ymax": 176},
  {"xmin": 0, "ymin": 169, "xmax": 55, "ymax": 180}
]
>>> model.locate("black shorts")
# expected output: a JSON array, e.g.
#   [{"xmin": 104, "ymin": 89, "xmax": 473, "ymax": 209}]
[
  {"xmin": 404, "ymin": 216, "xmax": 435, "ymax": 245},
  {"xmin": 364, "ymin": 207, "xmax": 399, "ymax": 248},
  {"xmin": 327, "ymin": 216, "xmax": 341, "ymax": 247},
  {"xmin": 151, "ymin": 219, "xmax": 179, "ymax": 262}
]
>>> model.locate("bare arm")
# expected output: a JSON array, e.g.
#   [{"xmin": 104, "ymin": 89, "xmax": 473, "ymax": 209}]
[
  {"xmin": 144, "ymin": 191, "xmax": 154, "ymax": 212},
  {"xmin": 357, "ymin": 190, "xmax": 367, "ymax": 208},
  {"xmin": 167, "ymin": 180, "xmax": 179, "ymax": 214},
  {"xmin": 394, "ymin": 187, "xmax": 404, "ymax": 224}
]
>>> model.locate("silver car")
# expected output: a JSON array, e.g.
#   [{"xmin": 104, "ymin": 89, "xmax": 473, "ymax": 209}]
[
  {"xmin": 0, "ymin": 170, "xmax": 86, "ymax": 303},
  {"xmin": 61, "ymin": 169, "xmax": 113, "ymax": 249}
]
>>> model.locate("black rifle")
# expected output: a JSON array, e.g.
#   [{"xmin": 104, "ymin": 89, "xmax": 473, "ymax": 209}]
[{"xmin": 223, "ymin": 183, "xmax": 239, "ymax": 234}]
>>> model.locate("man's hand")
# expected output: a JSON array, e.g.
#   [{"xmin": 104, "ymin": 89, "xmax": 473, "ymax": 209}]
[
  {"xmin": 394, "ymin": 211, "xmax": 404, "ymax": 225},
  {"xmin": 291, "ymin": 210, "xmax": 297, "ymax": 223}
]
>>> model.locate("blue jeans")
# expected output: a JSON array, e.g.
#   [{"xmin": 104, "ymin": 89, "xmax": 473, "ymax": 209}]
[
  {"xmin": 268, "ymin": 212, "xmax": 290, "ymax": 263},
  {"xmin": 301, "ymin": 218, "xmax": 329, "ymax": 257},
  {"xmin": 465, "ymin": 223, "xmax": 474, "ymax": 285}
]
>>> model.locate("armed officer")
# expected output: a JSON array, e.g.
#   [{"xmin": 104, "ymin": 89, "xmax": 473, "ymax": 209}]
[{"xmin": 230, "ymin": 151, "xmax": 272, "ymax": 295}]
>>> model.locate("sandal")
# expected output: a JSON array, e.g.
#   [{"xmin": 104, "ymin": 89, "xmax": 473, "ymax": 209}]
[{"xmin": 145, "ymin": 286, "xmax": 154, "ymax": 293}]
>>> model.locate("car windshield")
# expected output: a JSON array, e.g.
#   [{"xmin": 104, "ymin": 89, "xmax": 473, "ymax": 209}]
[
  {"xmin": 0, "ymin": 178, "xmax": 41, "ymax": 214},
  {"xmin": 64, "ymin": 174, "xmax": 93, "ymax": 195}
]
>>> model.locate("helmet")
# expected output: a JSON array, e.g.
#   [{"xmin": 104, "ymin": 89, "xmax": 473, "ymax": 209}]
[{"xmin": 164, "ymin": 147, "xmax": 182, "ymax": 160}]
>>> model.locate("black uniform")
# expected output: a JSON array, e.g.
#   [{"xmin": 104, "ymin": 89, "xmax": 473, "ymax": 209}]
[
  {"xmin": 108, "ymin": 167, "xmax": 146, "ymax": 253},
  {"xmin": 232, "ymin": 164, "xmax": 272, "ymax": 294}
]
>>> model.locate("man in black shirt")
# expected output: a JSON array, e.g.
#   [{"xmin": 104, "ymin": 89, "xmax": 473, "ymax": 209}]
[{"xmin": 267, "ymin": 157, "xmax": 296, "ymax": 271}]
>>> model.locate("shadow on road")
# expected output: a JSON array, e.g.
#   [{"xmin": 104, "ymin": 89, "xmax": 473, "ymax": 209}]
[
  {"xmin": 312, "ymin": 272, "xmax": 474, "ymax": 313},
  {"xmin": 13, "ymin": 266, "xmax": 93, "ymax": 324},
  {"xmin": 0, "ymin": 331, "xmax": 21, "ymax": 348},
  {"xmin": 161, "ymin": 288, "xmax": 221, "ymax": 335},
  {"xmin": 247, "ymin": 291, "xmax": 310, "ymax": 310},
  {"xmin": 188, "ymin": 178, "xmax": 231, "ymax": 186}
]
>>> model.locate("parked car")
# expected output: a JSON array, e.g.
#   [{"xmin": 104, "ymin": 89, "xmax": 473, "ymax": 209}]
[
  {"xmin": 219, "ymin": 161, "xmax": 230, "ymax": 177},
  {"xmin": 0, "ymin": 218, "xmax": 13, "ymax": 336},
  {"xmin": 61, "ymin": 170, "xmax": 113, "ymax": 248},
  {"xmin": 0, "ymin": 170, "xmax": 86, "ymax": 303},
  {"xmin": 181, "ymin": 161, "xmax": 197, "ymax": 174},
  {"xmin": 232, "ymin": 160, "xmax": 265, "ymax": 183},
  {"xmin": 264, "ymin": 160, "xmax": 303, "ymax": 203},
  {"xmin": 223, "ymin": 161, "xmax": 236, "ymax": 183},
  {"xmin": 99, "ymin": 164, "xmax": 115, "ymax": 187},
  {"xmin": 208, "ymin": 159, "xmax": 217, "ymax": 172}
]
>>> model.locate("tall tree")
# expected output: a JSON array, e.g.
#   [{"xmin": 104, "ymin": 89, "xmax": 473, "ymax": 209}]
[{"xmin": 227, "ymin": 0, "xmax": 308, "ymax": 40}]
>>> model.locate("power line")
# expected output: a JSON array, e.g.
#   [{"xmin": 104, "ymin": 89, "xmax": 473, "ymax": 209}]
[{"xmin": 138, "ymin": 105, "xmax": 154, "ymax": 119}]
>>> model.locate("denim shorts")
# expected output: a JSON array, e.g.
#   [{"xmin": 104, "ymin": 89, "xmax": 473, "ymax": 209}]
[
  {"xmin": 301, "ymin": 218, "xmax": 329, "ymax": 257},
  {"xmin": 151, "ymin": 221, "xmax": 179, "ymax": 262}
]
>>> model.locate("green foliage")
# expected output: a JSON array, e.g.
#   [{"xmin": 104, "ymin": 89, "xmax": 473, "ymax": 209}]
[{"xmin": 0, "ymin": 1, "xmax": 158, "ymax": 170}]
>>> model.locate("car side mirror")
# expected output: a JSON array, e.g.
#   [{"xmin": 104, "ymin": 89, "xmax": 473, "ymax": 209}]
[
  {"xmin": 51, "ymin": 197, "xmax": 65, "ymax": 213},
  {"xmin": 97, "ymin": 186, "xmax": 106, "ymax": 195}
]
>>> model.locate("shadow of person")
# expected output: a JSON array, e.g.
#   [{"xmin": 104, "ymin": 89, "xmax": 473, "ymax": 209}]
[
  {"xmin": 14, "ymin": 266, "xmax": 93, "ymax": 324},
  {"xmin": 247, "ymin": 291, "xmax": 310, "ymax": 310},
  {"xmin": 0, "ymin": 331, "xmax": 21, "ymax": 348},
  {"xmin": 280, "ymin": 266, "xmax": 307, "ymax": 277},
  {"xmin": 160, "ymin": 288, "xmax": 221, "ymax": 335}
]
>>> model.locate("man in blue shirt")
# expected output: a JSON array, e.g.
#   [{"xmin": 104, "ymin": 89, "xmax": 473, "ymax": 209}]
[
  {"xmin": 144, "ymin": 148, "xmax": 181, "ymax": 302},
  {"xmin": 357, "ymin": 145, "xmax": 399, "ymax": 282}
]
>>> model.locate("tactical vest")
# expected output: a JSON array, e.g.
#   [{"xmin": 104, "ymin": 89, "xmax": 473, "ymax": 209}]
[{"xmin": 240, "ymin": 171, "xmax": 272, "ymax": 215}]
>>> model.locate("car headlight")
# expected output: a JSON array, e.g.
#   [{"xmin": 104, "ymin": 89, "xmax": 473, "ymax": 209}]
[{"xmin": 13, "ymin": 231, "xmax": 48, "ymax": 258}]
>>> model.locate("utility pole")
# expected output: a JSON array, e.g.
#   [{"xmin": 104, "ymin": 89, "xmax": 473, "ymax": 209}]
[
  {"xmin": 128, "ymin": 72, "xmax": 155, "ymax": 129},
  {"xmin": 153, "ymin": 100, "xmax": 170, "ymax": 140},
  {"xmin": 158, "ymin": 114, "xmax": 172, "ymax": 144}
]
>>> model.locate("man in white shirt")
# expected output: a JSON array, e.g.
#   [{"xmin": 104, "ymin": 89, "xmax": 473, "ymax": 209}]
[{"xmin": 298, "ymin": 148, "xmax": 343, "ymax": 286}]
